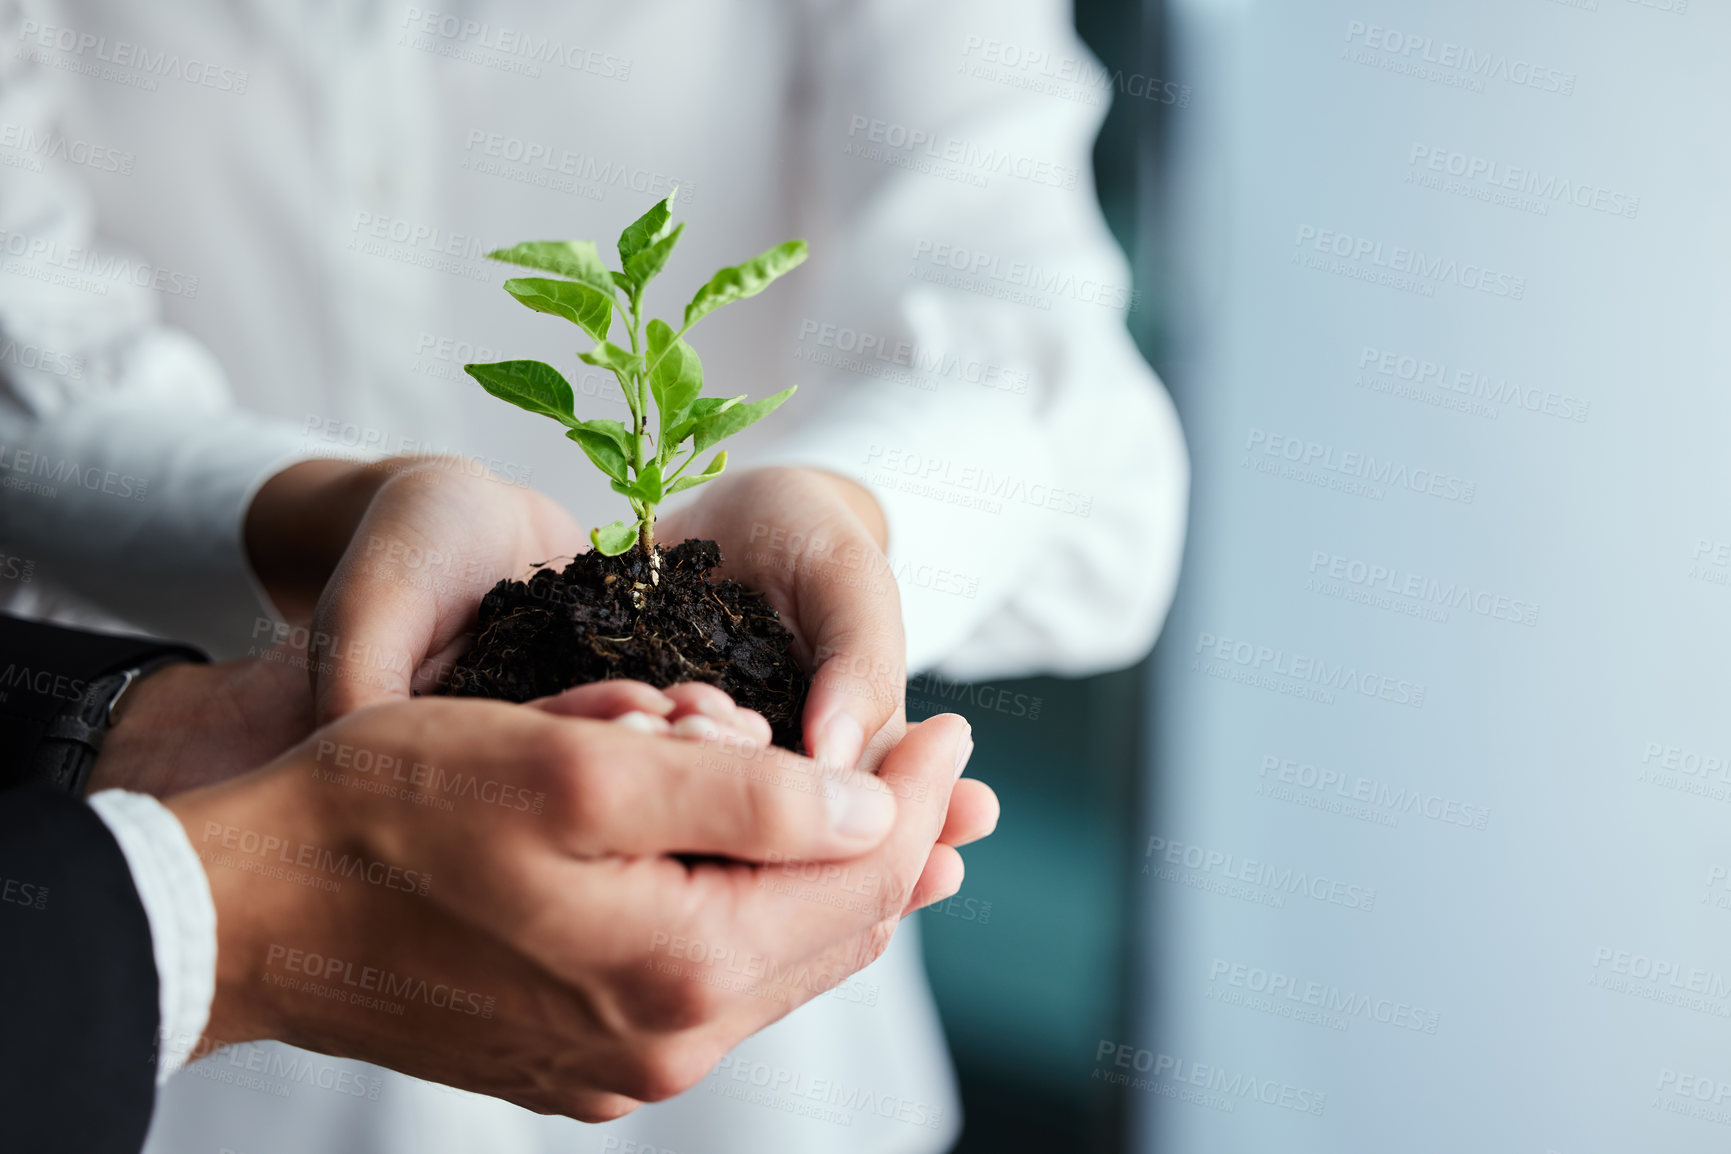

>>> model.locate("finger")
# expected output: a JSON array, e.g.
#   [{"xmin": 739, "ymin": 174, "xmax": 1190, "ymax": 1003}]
[
  {"xmin": 790, "ymin": 553, "xmax": 906, "ymax": 774},
  {"xmin": 662, "ymin": 683, "xmax": 774, "ymax": 747},
  {"xmin": 663, "ymin": 682, "xmax": 738, "ymax": 723},
  {"xmin": 532, "ymin": 681, "xmax": 676, "ymax": 721},
  {"xmin": 903, "ymin": 843, "xmax": 965, "ymax": 916},
  {"xmin": 938, "ymin": 778, "xmax": 999, "ymax": 848},
  {"xmin": 702, "ymin": 714, "xmax": 971, "ymax": 969},
  {"xmin": 571, "ymin": 724, "xmax": 898, "ymax": 862}
]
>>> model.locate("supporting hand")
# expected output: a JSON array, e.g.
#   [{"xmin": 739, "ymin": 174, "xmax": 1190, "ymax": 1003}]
[{"xmin": 161, "ymin": 697, "xmax": 981, "ymax": 1120}]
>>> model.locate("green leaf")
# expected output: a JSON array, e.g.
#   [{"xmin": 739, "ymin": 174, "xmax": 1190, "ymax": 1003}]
[
  {"xmin": 487, "ymin": 241, "xmax": 614, "ymax": 295},
  {"xmin": 463, "ymin": 360, "xmax": 576, "ymax": 427},
  {"xmin": 617, "ymin": 189, "xmax": 678, "ymax": 266},
  {"xmin": 645, "ymin": 318, "xmax": 703, "ymax": 440},
  {"xmin": 590, "ymin": 520, "xmax": 639, "ymax": 556},
  {"xmin": 690, "ymin": 386, "xmax": 796, "ymax": 452},
  {"xmin": 609, "ymin": 268, "xmax": 637, "ymax": 296},
  {"xmin": 578, "ymin": 341, "xmax": 643, "ymax": 377},
  {"xmin": 609, "ymin": 457, "xmax": 663, "ymax": 505},
  {"xmin": 565, "ymin": 424, "xmax": 630, "ymax": 483},
  {"xmin": 667, "ymin": 450, "xmax": 728, "ymax": 496},
  {"xmin": 683, "ymin": 240, "xmax": 808, "ymax": 329},
  {"xmin": 503, "ymin": 277, "xmax": 613, "ymax": 344},
  {"xmin": 624, "ymin": 222, "xmax": 684, "ymax": 290},
  {"xmin": 668, "ymin": 396, "xmax": 743, "ymax": 445},
  {"xmin": 576, "ymin": 418, "xmax": 633, "ymax": 458}
]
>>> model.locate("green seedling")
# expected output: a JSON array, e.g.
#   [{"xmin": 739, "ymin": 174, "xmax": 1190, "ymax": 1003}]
[{"xmin": 464, "ymin": 189, "xmax": 806, "ymax": 561}]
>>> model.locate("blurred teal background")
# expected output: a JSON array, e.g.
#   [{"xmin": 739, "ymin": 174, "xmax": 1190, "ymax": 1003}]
[{"xmin": 912, "ymin": 2, "xmax": 1163, "ymax": 1151}]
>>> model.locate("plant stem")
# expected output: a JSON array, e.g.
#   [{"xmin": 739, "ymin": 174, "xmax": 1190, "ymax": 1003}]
[{"xmin": 639, "ymin": 511, "xmax": 656, "ymax": 556}]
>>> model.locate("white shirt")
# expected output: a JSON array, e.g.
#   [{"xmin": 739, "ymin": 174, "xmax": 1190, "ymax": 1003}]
[{"xmin": 0, "ymin": 2, "xmax": 1187, "ymax": 1151}]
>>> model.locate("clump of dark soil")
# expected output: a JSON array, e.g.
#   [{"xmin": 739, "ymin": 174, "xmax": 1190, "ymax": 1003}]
[{"xmin": 442, "ymin": 538, "xmax": 809, "ymax": 751}]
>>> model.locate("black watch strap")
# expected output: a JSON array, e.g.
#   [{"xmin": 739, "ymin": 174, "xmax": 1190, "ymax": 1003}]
[{"xmin": 0, "ymin": 614, "xmax": 207, "ymax": 795}]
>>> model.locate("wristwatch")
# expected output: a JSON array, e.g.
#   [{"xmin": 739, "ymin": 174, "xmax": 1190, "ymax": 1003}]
[{"xmin": 0, "ymin": 614, "xmax": 206, "ymax": 795}]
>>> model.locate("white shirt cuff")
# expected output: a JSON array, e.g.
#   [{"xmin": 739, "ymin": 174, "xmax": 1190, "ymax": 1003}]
[{"xmin": 88, "ymin": 789, "xmax": 217, "ymax": 1084}]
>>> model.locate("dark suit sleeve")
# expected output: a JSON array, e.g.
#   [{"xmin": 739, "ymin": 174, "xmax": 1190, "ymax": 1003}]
[{"xmin": 0, "ymin": 784, "xmax": 160, "ymax": 1154}]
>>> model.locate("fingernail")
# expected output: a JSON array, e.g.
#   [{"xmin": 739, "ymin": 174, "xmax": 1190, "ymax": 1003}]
[
  {"xmin": 672, "ymin": 714, "xmax": 720, "ymax": 740},
  {"xmin": 825, "ymin": 777, "xmax": 894, "ymax": 842},
  {"xmin": 815, "ymin": 713, "xmax": 864, "ymax": 770},
  {"xmin": 953, "ymin": 728, "xmax": 974, "ymax": 780},
  {"xmin": 615, "ymin": 711, "xmax": 666, "ymax": 735},
  {"xmin": 693, "ymin": 695, "xmax": 734, "ymax": 722}
]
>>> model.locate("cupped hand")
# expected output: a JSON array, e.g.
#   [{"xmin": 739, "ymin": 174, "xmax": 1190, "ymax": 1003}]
[
  {"xmin": 293, "ymin": 458, "xmax": 583, "ymax": 725},
  {"xmin": 656, "ymin": 466, "xmax": 905, "ymax": 774},
  {"xmin": 165, "ymin": 695, "xmax": 981, "ymax": 1122}
]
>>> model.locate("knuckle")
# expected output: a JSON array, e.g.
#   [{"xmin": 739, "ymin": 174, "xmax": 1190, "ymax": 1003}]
[
  {"xmin": 617, "ymin": 1039, "xmax": 712, "ymax": 1102},
  {"xmin": 745, "ymin": 770, "xmax": 811, "ymax": 853},
  {"xmin": 539, "ymin": 729, "xmax": 614, "ymax": 827},
  {"xmin": 638, "ymin": 969, "xmax": 725, "ymax": 1033},
  {"xmin": 564, "ymin": 1094, "xmax": 640, "ymax": 1124}
]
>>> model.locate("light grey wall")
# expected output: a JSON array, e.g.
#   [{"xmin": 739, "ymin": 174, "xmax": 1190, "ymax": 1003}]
[{"xmin": 1127, "ymin": 0, "xmax": 1731, "ymax": 1149}]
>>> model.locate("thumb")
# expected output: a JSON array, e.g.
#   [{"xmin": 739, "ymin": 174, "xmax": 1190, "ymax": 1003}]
[
  {"xmin": 798, "ymin": 583, "xmax": 907, "ymax": 773},
  {"xmin": 310, "ymin": 529, "xmax": 473, "ymax": 723}
]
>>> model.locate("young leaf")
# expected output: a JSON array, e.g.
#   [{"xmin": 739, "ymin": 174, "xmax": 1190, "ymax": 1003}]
[
  {"xmin": 504, "ymin": 278, "xmax": 613, "ymax": 344},
  {"xmin": 487, "ymin": 241, "xmax": 614, "ymax": 295},
  {"xmin": 623, "ymin": 222, "xmax": 685, "ymax": 290},
  {"xmin": 617, "ymin": 188, "xmax": 678, "ymax": 266},
  {"xmin": 683, "ymin": 240, "xmax": 808, "ymax": 329},
  {"xmin": 668, "ymin": 395, "xmax": 743, "ymax": 445},
  {"xmin": 578, "ymin": 341, "xmax": 643, "ymax": 377},
  {"xmin": 590, "ymin": 520, "xmax": 639, "ymax": 556},
  {"xmin": 645, "ymin": 319, "xmax": 703, "ymax": 438},
  {"xmin": 666, "ymin": 450, "xmax": 728, "ymax": 496},
  {"xmin": 609, "ymin": 457, "xmax": 664, "ymax": 505},
  {"xmin": 463, "ymin": 361, "xmax": 577, "ymax": 426},
  {"xmin": 566, "ymin": 424, "xmax": 630, "ymax": 483},
  {"xmin": 690, "ymin": 386, "xmax": 796, "ymax": 452}
]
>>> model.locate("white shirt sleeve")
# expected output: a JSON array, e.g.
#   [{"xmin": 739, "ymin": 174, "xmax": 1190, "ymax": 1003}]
[
  {"xmin": 0, "ymin": 0, "xmax": 314, "ymax": 654},
  {"xmin": 87, "ymin": 788, "xmax": 217, "ymax": 1084},
  {"xmin": 757, "ymin": 0, "xmax": 1189, "ymax": 680}
]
